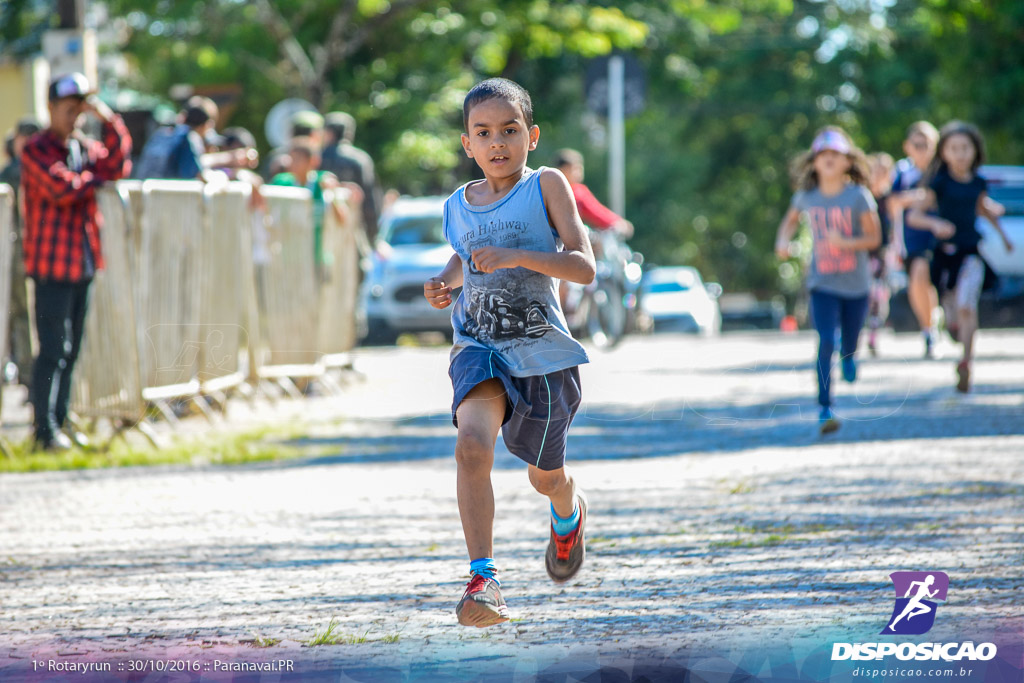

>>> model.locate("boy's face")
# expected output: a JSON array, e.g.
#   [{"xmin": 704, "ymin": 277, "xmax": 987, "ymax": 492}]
[
  {"xmin": 904, "ymin": 132, "xmax": 936, "ymax": 171},
  {"xmin": 461, "ymin": 97, "xmax": 539, "ymax": 182}
]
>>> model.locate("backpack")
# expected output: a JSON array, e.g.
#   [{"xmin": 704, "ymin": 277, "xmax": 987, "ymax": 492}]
[{"xmin": 132, "ymin": 126, "xmax": 192, "ymax": 180}]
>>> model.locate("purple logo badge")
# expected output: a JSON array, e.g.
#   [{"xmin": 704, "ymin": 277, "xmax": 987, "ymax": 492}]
[{"xmin": 882, "ymin": 571, "xmax": 949, "ymax": 635}]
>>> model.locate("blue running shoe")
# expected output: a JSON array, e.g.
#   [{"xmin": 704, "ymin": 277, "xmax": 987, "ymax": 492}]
[
  {"xmin": 819, "ymin": 407, "xmax": 840, "ymax": 435},
  {"xmin": 841, "ymin": 356, "xmax": 857, "ymax": 383}
]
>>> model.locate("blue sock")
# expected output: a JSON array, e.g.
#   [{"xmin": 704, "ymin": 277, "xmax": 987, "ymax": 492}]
[
  {"xmin": 469, "ymin": 557, "xmax": 499, "ymax": 585},
  {"xmin": 551, "ymin": 502, "xmax": 580, "ymax": 535}
]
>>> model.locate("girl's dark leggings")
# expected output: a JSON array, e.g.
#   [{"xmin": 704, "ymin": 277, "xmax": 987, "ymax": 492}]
[{"xmin": 810, "ymin": 289, "xmax": 869, "ymax": 408}]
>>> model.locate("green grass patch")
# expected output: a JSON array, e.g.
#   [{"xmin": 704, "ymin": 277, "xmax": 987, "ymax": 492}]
[
  {"xmin": 0, "ymin": 426, "xmax": 303, "ymax": 474},
  {"xmin": 710, "ymin": 522, "xmax": 838, "ymax": 549},
  {"xmin": 304, "ymin": 620, "xmax": 388, "ymax": 646},
  {"xmin": 245, "ymin": 633, "xmax": 282, "ymax": 648}
]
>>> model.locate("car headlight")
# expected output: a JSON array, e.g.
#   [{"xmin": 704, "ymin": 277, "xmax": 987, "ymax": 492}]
[{"xmin": 371, "ymin": 285, "xmax": 385, "ymax": 298}]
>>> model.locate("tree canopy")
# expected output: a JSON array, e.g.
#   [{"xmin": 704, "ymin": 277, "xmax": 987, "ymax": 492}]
[{"xmin": 6, "ymin": 0, "xmax": 1021, "ymax": 296}]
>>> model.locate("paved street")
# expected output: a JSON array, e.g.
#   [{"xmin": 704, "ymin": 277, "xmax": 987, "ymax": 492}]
[{"xmin": 1, "ymin": 330, "xmax": 1022, "ymax": 681}]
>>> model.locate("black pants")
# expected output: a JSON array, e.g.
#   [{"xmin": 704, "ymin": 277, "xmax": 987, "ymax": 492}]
[{"xmin": 31, "ymin": 279, "xmax": 91, "ymax": 440}]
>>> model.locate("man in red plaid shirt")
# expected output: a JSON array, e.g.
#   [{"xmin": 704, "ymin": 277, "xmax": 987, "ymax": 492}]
[{"xmin": 21, "ymin": 73, "xmax": 132, "ymax": 450}]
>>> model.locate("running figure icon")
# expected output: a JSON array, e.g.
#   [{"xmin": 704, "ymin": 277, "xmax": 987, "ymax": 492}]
[{"xmin": 887, "ymin": 574, "xmax": 939, "ymax": 632}]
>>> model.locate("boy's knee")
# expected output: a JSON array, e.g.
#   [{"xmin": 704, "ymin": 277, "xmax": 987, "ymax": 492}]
[
  {"xmin": 454, "ymin": 431, "xmax": 494, "ymax": 469},
  {"xmin": 528, "ymin": 467, "xmax": 569, "ymax": 496}
]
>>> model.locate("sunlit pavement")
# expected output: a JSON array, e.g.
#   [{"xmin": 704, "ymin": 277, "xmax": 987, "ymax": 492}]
[{"xmin": 1, "ymin": 329, "xmax": 1021, "ymax": 680}]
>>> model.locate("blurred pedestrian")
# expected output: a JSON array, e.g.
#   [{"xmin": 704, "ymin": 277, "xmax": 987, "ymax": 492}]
[
  {"xmin": 866, "ymin": 152, "xmax": 895, "ymax": 356},
  {"xmin": 906, "ymin": 121, "xmax": 1012, "ymax": 393},
  {"xmin": 321, "ymin": 111, "xmax": 380, "ymax": 239},
  {"xmin": 20, "ymin": 73, "xmax": 132, "ymax": 451},
  {"xmin": 423, "ymin": 78, "xmax": 595, "ymax": 627},
  {"xmin": 775, "ymin": 127, "xmax": 881, "ymax": 434},
  {"xmin": 133, "ymin": 96, "xmax": 217, "ymax": 180},
  {"xmin": 553, "ymin": 148, "xmax": 633, "ymax": 238},
  {"xmin": 1, "ymin": 117, "xmax": 42, "ymax": 397},
  {"xmin": 269, "ymin": 137, "xmax": 347, "ymax": 280},
  {"xmin": 888, "ymin": 121, "xmax": 941, "ymax": 357},
  {"xmin": 134, "ymin": 96, "xmax": 253, "ymax": 181}
]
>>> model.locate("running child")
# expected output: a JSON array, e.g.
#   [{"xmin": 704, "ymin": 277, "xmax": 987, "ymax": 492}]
[
  {"xmin": 888, "ymin": 122, "xmax": 943, "ymax": 358},
  {"xmin": 423, "ymin": 78, "xmax": 596, "ymax": 627},
  {"xmin": 866, "ymin": 152, "xmax": 895, "ymax": 356},
  {"xmin": 775, "ymin": 127, "xmax": 881, "ymax": 434},
  {"xmin": 906, "ymin": 121, "xmax": 1012, "ymax": 393}
]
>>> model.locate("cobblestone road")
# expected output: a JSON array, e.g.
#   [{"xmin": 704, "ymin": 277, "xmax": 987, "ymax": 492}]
[{"xmin": 1, "ymin": 330, "xmax": 1021, "ymax": 681}]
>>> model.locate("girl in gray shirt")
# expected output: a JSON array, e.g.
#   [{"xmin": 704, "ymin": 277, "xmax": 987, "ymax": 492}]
[{"xmin": 775, "ymin": 127, "xmax": 882, "ymax": 434}]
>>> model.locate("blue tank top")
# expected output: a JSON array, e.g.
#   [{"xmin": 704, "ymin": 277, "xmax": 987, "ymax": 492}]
[{"xmin": 443, "ymin": 167, "xmax": 589, "ymax": 377}]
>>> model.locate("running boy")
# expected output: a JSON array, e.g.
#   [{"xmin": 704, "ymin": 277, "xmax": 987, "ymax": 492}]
[{"xmin": 424, "ymin": 79, "xmax": 596, "ymax": 627}]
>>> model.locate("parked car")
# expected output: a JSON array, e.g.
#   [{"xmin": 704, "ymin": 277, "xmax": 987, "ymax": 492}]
[
  {"xmin": 889, "ymin": 164, "xmax": 1024, "ymax": 331},
  {"xmin": 977, "ymin": 165, "xmax": 1024, "ymax": 277},
  {"xmin": 358, "ymin": 196, "xmax": 456, "ymax": 344},
  {"xmin": 637, "ymin": 266, "xmax": 722, "ymax": 335}
]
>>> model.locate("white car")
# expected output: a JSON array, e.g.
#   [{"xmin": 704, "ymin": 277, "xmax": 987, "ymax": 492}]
[
  {"xmin": 978, "ymin": 165, "xmax": 1024, "ymax": 277},
  {"xmin": 359, "ymin": 196, "xmax": 456, "ymax": 344},
  {"xmin": 638, "ymin": 266, "xmax": 722, "ymax": 335}
]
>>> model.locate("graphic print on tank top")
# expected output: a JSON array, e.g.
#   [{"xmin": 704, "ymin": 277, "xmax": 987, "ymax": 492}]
[{"xmin": 444, "ymin": 167, "xmax": 588, "ymax": 377}]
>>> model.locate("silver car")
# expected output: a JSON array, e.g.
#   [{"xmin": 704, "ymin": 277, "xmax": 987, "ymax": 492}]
[{"xmin": 359, "ymin": 196, "xmax": 456, "ymax": 344}]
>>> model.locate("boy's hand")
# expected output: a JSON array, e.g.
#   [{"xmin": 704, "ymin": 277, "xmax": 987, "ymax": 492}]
[
  {"xmin": 931, "ymin": 219, "xmax": 955, "ymax": 240},
  {"xmin": 1003, "ymin": 236, "xmax": 1014, "ymax": 253},
  {"xmin": 424, "ymin": 277, "xmax": 453, "ymax": 309},
  {"xmin": 471, "ymin": 246, "xmax": 520, "ymax": 274}
]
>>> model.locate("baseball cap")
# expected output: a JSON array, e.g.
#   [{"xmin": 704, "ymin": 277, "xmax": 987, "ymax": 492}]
[
  {"xmin": 48, "ymin": 73, "xmax": 94, "ymax": 101},
  {"xmin": 811, "ymin": 129, "xmax": 851, "ymax": 155},
  {"xmin": 290, "ymin": 110, "xmax": 324, "ymax": 135}
]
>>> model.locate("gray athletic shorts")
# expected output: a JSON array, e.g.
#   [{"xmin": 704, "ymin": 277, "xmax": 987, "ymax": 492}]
[{"xmin": 450, "ymin": 346, "xmax": 582, "ymax": 471}]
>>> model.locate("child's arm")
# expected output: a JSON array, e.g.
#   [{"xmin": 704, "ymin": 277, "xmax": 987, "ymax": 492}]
[
  {"xmin": 774, "ymin": 207, "xmax": 800, "ymax": 259},
  {"xmin": 978, "ymin": 191, "xmax": 1013, "ymax": 252},
  {"xmin": 827, "ymin": 208, "xmax": 882, "ymax": 251},
  {"xmin": 424, "ymin": 252, "xmax": 464, "ymax": 309},
  {"xmin": 906, "ymin": 189, "xmax": 955, "ymax": 240},
  {"xmin": 470, "ymin": 169, "xmax": 596, "ymax": 285}
]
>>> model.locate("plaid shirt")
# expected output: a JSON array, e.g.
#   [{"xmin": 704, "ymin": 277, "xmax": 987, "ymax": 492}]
[{"xmin": 20, "ymin": 117, "xmax": 132, "ymax": 282}]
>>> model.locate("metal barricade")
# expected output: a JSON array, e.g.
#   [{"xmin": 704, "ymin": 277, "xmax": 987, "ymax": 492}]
[
  {"xmin": 0, "ymin": 185, "xmax": 13, "ymax": 451},
  {"xmin": 71, "ymin": 185, "xmax": 147, "ymax": 427},
  {"xmin": 317, "ymin": 189, "xmax": 361, "ymax": 363},
  {"xmin": 198, "ymin": 182, "xmax": 251, "ymax": 396},
  {"xmin": 0, "ymin": 185, "xmax": 14, "ymax": 360},
  {"xmin": 253, "ymin": 185, "xmax": 325, "ymax": 395},
  {"xmin": 136, "ymin": 180, "xmax": 204, "ymax": 411}
]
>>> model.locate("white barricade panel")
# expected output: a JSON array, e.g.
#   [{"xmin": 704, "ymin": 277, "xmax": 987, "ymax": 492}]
[
  {"xmin": 318, "ymin": 189, "xmax": 360, "ymax": 358},
  {"xmin": 198, "ymin": 182, "xmax": 250, "ymax": 391},
  {"xmin": 257, "ymin": 185, "xmax": 321, "ymax": 368},
  {"xmin": 71, "ymin": 184, "xmax": 145, "ymax": 420},
  {"xmin": 0, "ymin": 186, "xmax": 13, "ymax": 360},
  {"xmin": 138, "ymin": 180, "xmax": 205, "ymax": 394}
]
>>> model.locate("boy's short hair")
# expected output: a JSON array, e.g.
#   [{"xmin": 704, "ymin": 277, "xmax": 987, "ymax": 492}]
[
  {"xmin": 288, "ymin": 136, "xmax": 317, "ymax": 160},
  {"xmin": 553, "ymin": 148, "xmax": 584, "ymax": 169},
  {"xmin": 463, "ymin": 78, "xmax": 534, "ymax": 131},
  {"xmin": 906, "ymin": 121, "xmax": 939, "ymax": 142}
]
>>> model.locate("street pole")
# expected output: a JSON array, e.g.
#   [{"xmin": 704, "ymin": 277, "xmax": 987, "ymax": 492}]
[
  {"xmin": 608, "ymin": 55, "xmax": 626, "ymax": 218},
  {"xmin": 57, "ymin": 0, "xmax": 85, "ymax": 29}
]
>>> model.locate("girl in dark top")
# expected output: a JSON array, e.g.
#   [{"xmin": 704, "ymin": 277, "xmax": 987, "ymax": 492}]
[{"xmin": 907, "ymin": 121, "xmax": 1012, "ymax": 393}]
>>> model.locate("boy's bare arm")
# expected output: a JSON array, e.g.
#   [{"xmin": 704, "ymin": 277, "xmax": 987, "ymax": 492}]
[
  {"xmin": 470, "ymin": 169, "xmax": 596, "ymax": 285},
  {"xmin": 424, "ymin": 252, "xmax": 463, "ymax": 310}
]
